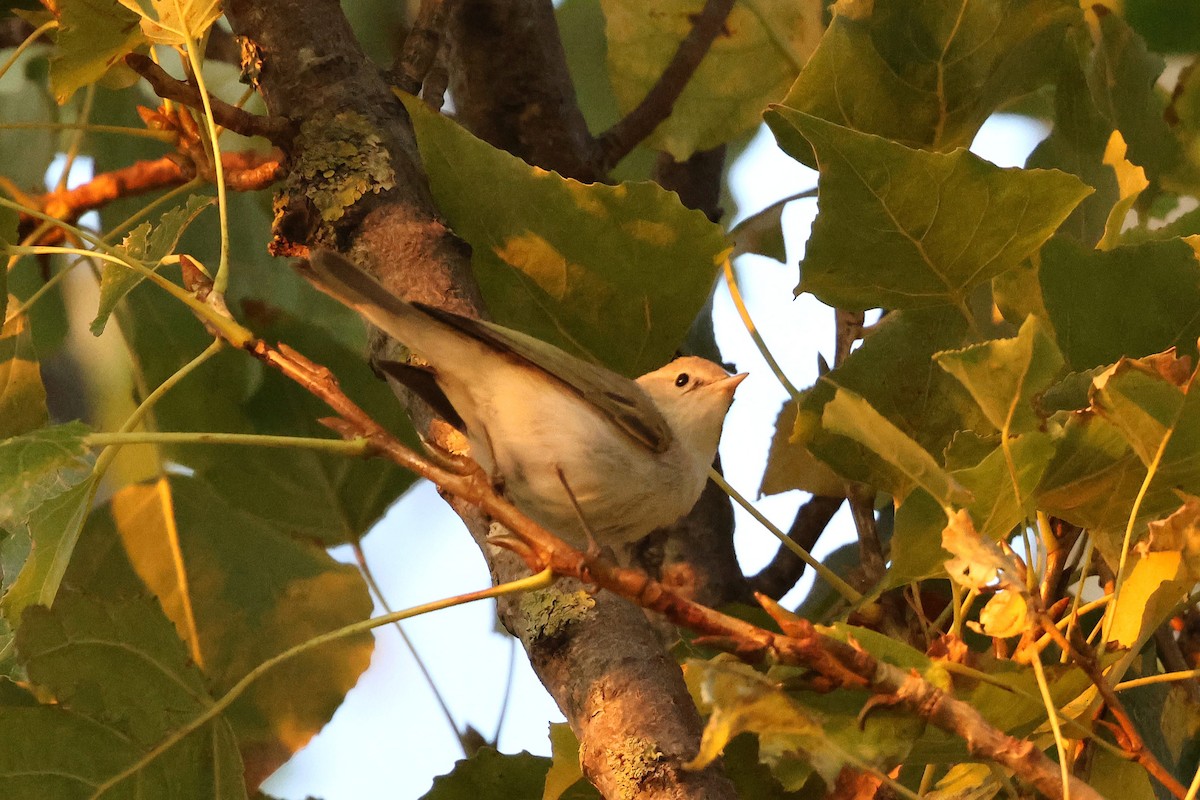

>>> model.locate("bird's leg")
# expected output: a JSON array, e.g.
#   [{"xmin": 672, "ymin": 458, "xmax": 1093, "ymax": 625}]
[{"xmin": 555, "ymin": 466, "xmax": 602, "ymax": 558}]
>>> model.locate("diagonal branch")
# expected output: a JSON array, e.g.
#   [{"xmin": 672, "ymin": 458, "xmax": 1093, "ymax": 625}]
[
  {"xmin": 125, "ymin": 53, "xmax": 294, "ymax": 145},
  {"xmin": 594, "ymin": 0, "xmax": 736, "ymax": 171},
  {"xmin": 749, "ymin": 495, "xmax": 844, "ymax": 599}
]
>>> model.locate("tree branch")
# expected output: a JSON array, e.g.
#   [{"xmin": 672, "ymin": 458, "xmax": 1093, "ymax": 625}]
[
  {"xmin": 594, "ymin": 0, "xmax": 736, "ymax": 172},
  {"xmin": 442, "ymin": 0, "xmax": 598, "ymax": 180},
  {"xmin": 125, "ymin": 53, "xmax": 294, "ymax": 145},
  {"xmin": 390, "ymin": 0, "xmax": 448, "ymax": 96},
  {"xmin": 749, "ymin": 495, "xmax": 844, "ymax": 600},
  {"xmin": 17, "ymin": 151, "xmax": 281, "ymax": 245}
]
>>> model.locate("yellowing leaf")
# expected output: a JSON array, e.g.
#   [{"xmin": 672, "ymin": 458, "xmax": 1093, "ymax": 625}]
[
  {"xmin": 968, "ymin": 590, "xmax": 1029, "ymax": 638},
  {"xmin": 401, "ymin": 94, "xmax": 729, "ymax": 376},
  {"xmin": 110, "ymin": 479, "xmax": 202, "ymax": 664},
  {"xmin": 49, "ymin": 0, "xmax": 148, "ymax": 104},
  {"xmin": 684, "ymin": 659, "xmax": 838, "ymax": 785},
  {"xmin": 0, "ymin": 313, "xmax": 49, "ymax": 438},
  {"xmin": 1098, "ymin": 130, "xmax": 1149, "ymax": 250},
  {"xmin": 116, "ymin": 0, "xmax": 222, "ymax": 44}
]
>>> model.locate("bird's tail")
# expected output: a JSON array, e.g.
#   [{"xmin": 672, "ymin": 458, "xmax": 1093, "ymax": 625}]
[{"xmin": 296, "ymin": 249, "xmax": 424, "ymax": 343}]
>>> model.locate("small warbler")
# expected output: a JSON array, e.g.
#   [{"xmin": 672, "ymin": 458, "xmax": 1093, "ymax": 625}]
[{"xmin": 298, "ymin": 250, "xmax": 745, "ymax": 547}]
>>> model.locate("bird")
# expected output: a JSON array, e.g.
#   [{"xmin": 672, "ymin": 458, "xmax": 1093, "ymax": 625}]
[{"xmin": 296, "ymin": 249, "xmax": 746, "ymax": 549}]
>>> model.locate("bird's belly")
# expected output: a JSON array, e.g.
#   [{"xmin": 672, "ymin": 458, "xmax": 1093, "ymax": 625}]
[
  {"xmin": 489, "ymin": 417, "xmax": 704, "ymax": 547},
  {"xmin": 447, "ymin": 368, "xmax": 706, "ymax": 547}
]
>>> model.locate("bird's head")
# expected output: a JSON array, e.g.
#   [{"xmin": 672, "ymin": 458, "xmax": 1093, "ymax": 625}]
[{"xmin": 637, "ymin": 356, "xmax": 746, "ymax": 463}]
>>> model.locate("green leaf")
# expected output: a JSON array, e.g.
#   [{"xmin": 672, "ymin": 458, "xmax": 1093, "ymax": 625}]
[
  {"xmin": 0, "ymin": 423, "xmax": 92, "ymax": 524},
  {"xmin": 1035, "ymin": 404, "xmax": 1179, "ymax": 560},
  {"xmin": 1025, "ymin": 42, "xmax": 1119, "ymax": 248},
  {"xmin": 0, "ymin": 423, "xmax": 95, "ymax": 630},
  {"xmin": 888, "ymin": 432, "xmax": 1056, "ymax": 586},
  {"xmin": 1083, "ymin": 745, "xmax": 1156, "ymax": 800},
  {"xmin": 49, "ymin": 0, "xmax": 147, "ymax": 104},
  {"xmin": 556, "ymin": 0, "xmax": 655, "ymax": 181},
  {"xmin": 1092, "ymin": 353, "xmax": 1200, "ymax": 496},
  {"xmin": 1040, "ymin": 236, "xmax": 1200, "ymax": 370},
  {"xmin": 9, "ymin": 592, "xmax": 246, "ymax": 799},
  {"xmin": 0, "ymin": 313, "xmax": 49, "ymax": 438},
  {"xmin": 778, "ymin": 0, "xmax": 1076, "ymax": 162},
  {"xmin": 0, "ymin": 201, "xmax": 14, "ymax": 322},
  {"xmin": 82, "ymin": 475, "xmax": 374, "ymax": 784},
  {"xmin": 20, "ymin": 592, "xmax": 208, "ymax": 743},
  {"xmin": 935, "ymin": 315, "xmax": 1065, "ymax": 434},
  {"xmin": 1085, "ymin": 8, "xmax": 1181, "ymax": 183},
  {"xmin": 822, "ymin": 387, "xmax": 969, "ymax": 507},
  {"xmin": 195, "ymin": 303, "xmax": 419, "ymax": 546},
  {"xmin": 765, "ymin": 108, "xmax": 1091, "ymax": 311},
  {"xmin": 1125, "ymin": 0, "xmax": 1200, "ymax": 52},
  {"xmin": 1, "ymin": 480, "xmax": 94, "ymax": 624},
  {"xmin": 0, "ymin": 707, "xmax": 145, "ymax": 799},
  {"xmin": 113, "ymin": 267, "xmax": 415, "ymax": 546},
  {"xmin": 91, "ymin": 195, "xmax": 213, "ymax": 335},
  {"xmin": 763, "ymin": 307, "xmax": 987, "ymax": 497},
  {"xmin": 401, "ymin": 93, "xmax": 729, "ymax": 377},
  {"xmin": 601, "ymin": 0, "xmax": 822, "ymax": 161},
  {"xmin": 422, "ymin": 748, "xmax": 553, "ymax": 800}
]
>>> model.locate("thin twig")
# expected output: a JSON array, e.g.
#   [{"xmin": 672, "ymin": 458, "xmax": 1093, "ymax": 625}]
[
  {"xmin": 25, "ymin": 151, "xmax": 281, "ymax": 244},
  {"xmin": 351, "ymin": 541, "xmax": 465, "ymax": 756},
  {"xmin": 125, "ymin": 53, "xmax": 294, "ymax": 144},
  {"xmin": 1042, "ymin": 618, "xmax": 1189, "ymax": 799},
  {"xmin": 594, "ymin": 0, "xmax": 736, "ymax": 171}
]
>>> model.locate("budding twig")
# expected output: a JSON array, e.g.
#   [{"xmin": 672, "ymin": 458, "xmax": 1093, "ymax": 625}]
[{"xmin": 125, "ymin": 53, "xmax": 294, "ymax": 144}]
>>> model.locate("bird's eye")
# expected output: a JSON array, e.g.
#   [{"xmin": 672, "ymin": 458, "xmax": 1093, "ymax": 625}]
[{"xmin": 674, "ymin": 373, "xmax": 690, "ymax": 388}]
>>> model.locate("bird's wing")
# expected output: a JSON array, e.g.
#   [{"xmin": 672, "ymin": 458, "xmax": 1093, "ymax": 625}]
[
  {"xmin": 411, "ymin": 302, "xmax": 674, "ymax": 454},
  {"xmin": 298, "ymin": 250, "xmax": 673, "ymax": 453}
]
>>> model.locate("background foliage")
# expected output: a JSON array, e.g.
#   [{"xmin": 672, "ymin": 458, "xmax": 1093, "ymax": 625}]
[{"xmin": 3, "ymin": 0, "xmax": 1200, "ymax": 798}]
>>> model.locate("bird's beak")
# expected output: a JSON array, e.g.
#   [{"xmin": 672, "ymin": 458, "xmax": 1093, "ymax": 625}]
[{"xmin": 716, "ymin": 372, "xmax": 748, "ymax": 394}]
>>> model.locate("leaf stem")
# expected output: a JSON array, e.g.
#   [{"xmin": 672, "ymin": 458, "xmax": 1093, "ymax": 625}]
[
  {"xmin": 86, "ymin": 430, "xmax": 371, "ymax": 455},
  {"xmin": 1028, "ymin": 647, "xmax": 1071, "ymax": 800},
  {"xmin": 0, "ymin": 20, "xmax": 57, "ymax": 83},
  {"xmin": 177, "ymin": 32, "xmax": 231, "ymax": 293},
  {"xmin": 0, "ymin": 121, "xmax": 177, "ymax": 141},
  {"xmin": 708, "ymin": 467, "xmax": 862, "ymax": 604},
  {"xmin": 1106, "ymin": 430, "xmax": 1172, "ymax": 642},
  {"xmin": 8, "ymin": 245, "xmax": 253, "ymax": 347},
  {"xmin": 721, "ymin": 258, "xmax": 802, "ymax": 402},
  {"xmin": 87, "ymin": 568, "xmax": 555, "ymax": 800}
]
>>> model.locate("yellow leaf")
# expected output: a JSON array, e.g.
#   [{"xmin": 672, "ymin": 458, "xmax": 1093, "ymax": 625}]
[{"xmin": 1098, "ymin": 130, "xmax": 1149, "ymax": 250}]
